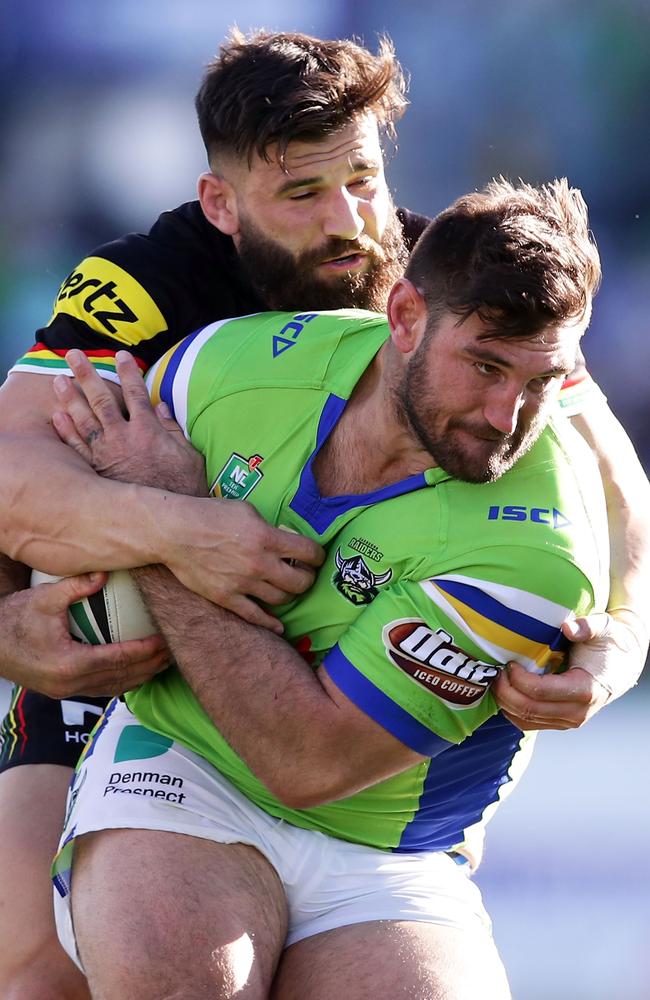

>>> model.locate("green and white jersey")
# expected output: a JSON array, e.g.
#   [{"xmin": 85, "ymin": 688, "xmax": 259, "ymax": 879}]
[{"xmin": 129, "ymin": 309, "xmax": 608, "ymax": 855}]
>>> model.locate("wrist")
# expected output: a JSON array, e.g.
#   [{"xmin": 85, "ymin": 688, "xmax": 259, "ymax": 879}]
[
  {"xmin": 137, "ymin": 490, "xmax": 203, "ymax": 569},
  {"xmin": 605, "ymin": 605, "xmax": 650, "ymax": 656}
]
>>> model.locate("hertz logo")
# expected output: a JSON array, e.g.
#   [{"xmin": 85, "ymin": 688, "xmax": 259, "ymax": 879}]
[
  {"xmin": 50, "ymin": 256, "xmax": 167, "ymax": 345},
  {"xmin": 57, "ymin": 272, "xmax": 137, "ymax": 334}
]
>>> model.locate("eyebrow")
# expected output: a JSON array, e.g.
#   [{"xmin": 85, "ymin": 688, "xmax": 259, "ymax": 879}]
[
  {"xmin": 467, "ymin": 344, "xmax": 575, "ymax": 377},
  {"xmin": 275, "ymin": 158, "xmax": 379, "ymax": 196}
]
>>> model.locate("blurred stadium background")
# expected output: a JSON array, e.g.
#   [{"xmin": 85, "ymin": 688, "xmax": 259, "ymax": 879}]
[{"xmin": 1, "ymin": 2, "xmax": 648, "ymax": 997}]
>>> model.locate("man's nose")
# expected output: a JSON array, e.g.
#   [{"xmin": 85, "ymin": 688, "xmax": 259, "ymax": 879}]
[
  {"xmin": 483, "ymin": 388, "xmax": 525, "ymax": 436},
  {"xmin": 322, "ymin": 188, "xmax": 364, "ymax": 241}
]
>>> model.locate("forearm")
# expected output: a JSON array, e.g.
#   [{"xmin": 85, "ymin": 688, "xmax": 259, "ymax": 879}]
[
  {"xmin": 0, "ymin": 428, "xmax": 187, "ymax": 574},
  {"xmin": 0, "ymin": 369, "xmax": 185, "ymax": 573},
  {"xmin": 132, "ymin": 565, "xmax": 402, "ymax": 806},
  {"xmin": 571, "ymin": 400, "xmax": 650, "ymax": 639}
]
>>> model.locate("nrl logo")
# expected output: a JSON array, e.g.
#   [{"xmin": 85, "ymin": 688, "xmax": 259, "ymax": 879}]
[
  {"xmin": 210, "ymin": 453, "xmax": 264, "ymax": 501},
  {"xmin": 333, "ymin": 548, "xmax": 392, "ymax": 605}
]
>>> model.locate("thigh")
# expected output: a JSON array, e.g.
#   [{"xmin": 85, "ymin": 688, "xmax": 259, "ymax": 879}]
[
  {"xmin": 73, "ymin": 827, "xmax": 289, "ymax": 1000},
  {"xmin": 272, "ymin": 920, "xmax": 511, "ymax": 1000},
  {"xmin": 0, "ymin": 763, "xmax": 90, "ymax": 999}
]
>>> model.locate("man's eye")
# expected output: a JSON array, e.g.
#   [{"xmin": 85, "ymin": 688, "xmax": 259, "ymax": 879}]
[
  {"xmin": 528, "ymin": 375, "xmax": 556, "ymax": 393},
  {"xmin": 475, "ymin": 362, "xmax": 498, "ymax": 376},
  {"xmin": 289, "ymin": 190, "xmax": 316, "ymax": 201}
]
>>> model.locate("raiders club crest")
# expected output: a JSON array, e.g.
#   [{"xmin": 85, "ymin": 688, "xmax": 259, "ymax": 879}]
[{"xmin": 333, "ymin": 548, "xmax": 392, "ymax": 605}]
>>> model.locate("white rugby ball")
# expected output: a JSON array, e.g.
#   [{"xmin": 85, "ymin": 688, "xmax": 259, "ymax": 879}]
[{"xmin": 31, "ymin": 569, "xmax": 157, "ymax": 645}]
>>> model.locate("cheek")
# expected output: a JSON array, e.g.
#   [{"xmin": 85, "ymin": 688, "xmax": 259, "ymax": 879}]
[
  {"xmin": 528, "ymin": 393, "xmax": 555, "ymax": 425},
  {"xmin": 270, "ymin": 207, "xmax": 320, "ymax": 251},
  {"xmin": 369, "ymin": 190, "xmax": 390, "ymax": 240},
  {"xmin": 445, "ymin": 373, "xmax": 484, "ymax": 414}
]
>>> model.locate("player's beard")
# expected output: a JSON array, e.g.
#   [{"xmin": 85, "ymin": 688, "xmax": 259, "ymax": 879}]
[
  {"xmin": 236, "ymin": 203, "xmax": 409, "ymax": 313},
  {"xmin": 396, "ymin": 336, "xmax": 551, "ymax": 484}
]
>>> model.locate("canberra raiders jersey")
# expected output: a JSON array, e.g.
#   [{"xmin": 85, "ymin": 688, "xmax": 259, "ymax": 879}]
[{"xmin": 125, "ymin": 308, "xmax": 609, "ymax": 856}]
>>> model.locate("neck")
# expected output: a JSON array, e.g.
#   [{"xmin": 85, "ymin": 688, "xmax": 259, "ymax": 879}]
[{"xmin": 313, "ymin": 345, "xmax": 435, "ymax": 497}]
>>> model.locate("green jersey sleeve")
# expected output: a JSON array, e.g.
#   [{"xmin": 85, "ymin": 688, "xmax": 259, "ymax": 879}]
[{"xmin": 323, "ymin": 546, "xmax": 596, "ymax": 752}]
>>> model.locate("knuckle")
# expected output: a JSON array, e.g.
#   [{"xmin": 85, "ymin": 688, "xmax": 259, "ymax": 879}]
[
  {"xmin": 292, "ymin": 573, "xmax": 313, "ymax": 594},
  {"xmin": 515, "ymin": 703, "xmax": 536, "ymax": 726},
  {"xmin": 564, "ymin": 715, "xmax": 584, "ymax": 730}
]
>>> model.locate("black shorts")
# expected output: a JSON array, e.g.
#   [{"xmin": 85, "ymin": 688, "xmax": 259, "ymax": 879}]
[{"xmin": 0, "ymin": 688, "xmax": 110, "ymax": 772}]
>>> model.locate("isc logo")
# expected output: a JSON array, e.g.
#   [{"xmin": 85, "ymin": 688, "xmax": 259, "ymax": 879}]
[
  {"xmin": 272, "ymin": 313, "xmax": 317, "ymax": 357},
  {"xmin": 487, "ymin": 505, "xmax": 571, "ymax": 529}
]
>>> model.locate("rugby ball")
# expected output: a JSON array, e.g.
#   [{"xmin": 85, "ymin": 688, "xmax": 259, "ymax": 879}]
[{"xmin": 30, "ymin": 569, "xmax": 157, "ymax": 645}]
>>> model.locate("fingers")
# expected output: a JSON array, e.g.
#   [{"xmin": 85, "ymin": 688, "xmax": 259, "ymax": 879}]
[
  {"xmin": 155, "ymin": 400, "xmax": 183, "ymax": 437},
  {"xmin": 493, "ymin": 670, "xmax": 573, "ymax": 730},
  {"xmin": 114, "ymin": 351, "xmax": 157, "ymax": 418},
  {"xmin": 226, "ymin": 594, "xmax": 284, "ymax": 634},
  {"xmin": 32, "ymin": 571, "xmax": 110, "ymax": 614},
  {"xmin": 256, "ymin": 557, "xmax": 317, "ymax": 600},
  {"xmin": 272, "ymin": 527, "xmax": 325, "ymax": 569},
  {"xmin": 562, "ymin": 612, "xmax": 611, "ymax": 643},
  {"xmin": 503, "ymin": 662, "xmax": 594, "ymax": 704},
  {"xmin": 50, "ymin": 407, "xmax": 94, "ymax": 462},
  {"xmin": 52, "ymin": 374, "xmax": 106, "ymax": 452},
  {"xmin": 69, "ymin": 640, "xmax": 171, "ymax": 696},
  {"xmin": 62, "ymin": 350, "xmax": 125, "ymax": 426},
  {"xmin": 492, "ymin": 663, "xmax": 607, "ymax": 731}
]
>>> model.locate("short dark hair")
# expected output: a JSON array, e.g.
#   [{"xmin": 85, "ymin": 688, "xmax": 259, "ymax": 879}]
[
  {"xmin": 405, "ymin": 178, "xmax": 601, "ymax": 338},
  {"xmin": 195, "ymin": 28, "xmax": 408, "ymax": 167}
]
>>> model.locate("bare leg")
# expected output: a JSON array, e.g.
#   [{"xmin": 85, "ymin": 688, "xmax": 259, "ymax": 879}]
[
  {"xmin": 0, "ymin": 764, "xmax": 90, "ymax": 1000},
  {"xmin": 272, "ymin": 919, "xmax": 511, "ymax": 1000},
  {"xmin": 72, "ymin": 828, "xmax": 289, "ymax": 1000}
]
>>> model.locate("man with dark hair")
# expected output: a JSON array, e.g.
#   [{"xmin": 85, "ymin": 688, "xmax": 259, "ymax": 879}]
[
  {"xmin": 51, "ymin": 177, "xmax": 607, "ymax": 999},
  {"xmin": 0, "ymin": 28, "xmax": 647, "ymax": 1000}
]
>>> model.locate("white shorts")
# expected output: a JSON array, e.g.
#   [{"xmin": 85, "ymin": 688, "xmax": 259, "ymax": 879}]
[{"xmin": 54, "ymin": 699, "xmax": 492, "ymax": 968}]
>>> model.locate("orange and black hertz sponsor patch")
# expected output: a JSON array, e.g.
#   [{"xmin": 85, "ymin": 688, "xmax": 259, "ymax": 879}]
[
  {"xmin": 50, "ymin": 257, "xmax": 167, "ymax": 345},
  {"xmin": 383, "ymin": 619, "xmax": 499, "ymax": 709}
]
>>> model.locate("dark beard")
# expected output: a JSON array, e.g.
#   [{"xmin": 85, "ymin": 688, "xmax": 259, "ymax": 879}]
[
  {"xmin": 397, "ymin": 339, "xmax": 549, "ymax": 484},
  {"xmin": 236, "ymin": 205, "xmax": 408, "ymax": 312}
]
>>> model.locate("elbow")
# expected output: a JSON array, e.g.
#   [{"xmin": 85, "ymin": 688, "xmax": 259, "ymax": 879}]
[
  {"xmin": 263, "ymin": 767, "xmax": 353, "ymax": 810},
  {"xmin": 273, "ymin": 786, "xmax": 326, "ymax": 810}
]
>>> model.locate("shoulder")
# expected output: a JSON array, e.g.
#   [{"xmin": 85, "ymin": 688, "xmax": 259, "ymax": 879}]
[
  {"xmin": 23, "ymin": 202, "xmax": 261, "ymax": 374},
  {"xmin": 149, "ymin": 308, "xmax": 387, "ymax": 391},
  {"xmin": 84, "ymin": 201, "xmax": 232, "ymax": 291}
]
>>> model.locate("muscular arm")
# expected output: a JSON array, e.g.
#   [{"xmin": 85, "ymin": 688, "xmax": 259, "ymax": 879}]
[
  {"xmin": 133, "ymin": 564, "xmax": 424, "ymax": 807},
  {"xmin": 571, "ymin": 398, "xmax": 650, "ymax": 649},
  {"xmin": 0, "ymin": 372, "xmax": 171, "ymax": 572},
  {"xmin": 0, "ymin": 366, "xmax": 322, "ymax": 629},
  {"xmin": 494, "ymin": 396, "xmax": 650, "ymax": 728},
  {"xmin": 50, "ymin": 354, "xmax": 647, "ymax": 730}
]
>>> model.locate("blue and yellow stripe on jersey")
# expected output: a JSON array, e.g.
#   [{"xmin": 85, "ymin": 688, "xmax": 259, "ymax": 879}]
[{"xmin": 420, "ymin": 573, "xmax": 569, "ymax": 674}]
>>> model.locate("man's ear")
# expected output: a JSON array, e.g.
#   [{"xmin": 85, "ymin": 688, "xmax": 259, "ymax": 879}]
[
  {"xmin": 197, "ymin": 172, "xmax": 239, "ymax": 236},
  {"xmin": 386, "ymin": 279, "xmax": 428, "ymax": 355}
]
